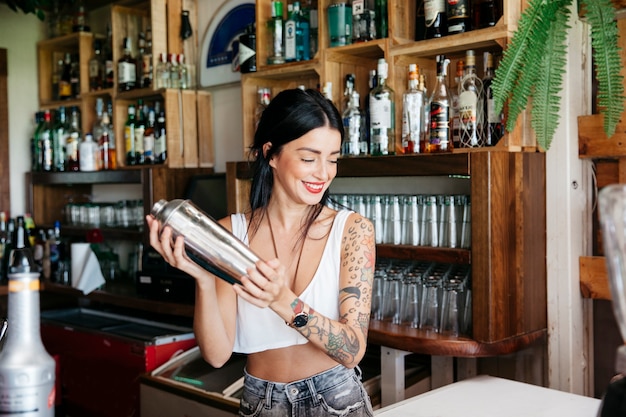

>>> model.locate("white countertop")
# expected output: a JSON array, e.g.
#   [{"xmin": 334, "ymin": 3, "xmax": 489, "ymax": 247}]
[{"xmin": 375, "ymin": 375, "xmax": 601, "ymax": 417}]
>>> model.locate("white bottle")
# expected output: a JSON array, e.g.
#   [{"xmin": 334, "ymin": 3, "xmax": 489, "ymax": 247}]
[{"xmin": 79, "ymin": 133, "xmax": 99, "ymax": 172}]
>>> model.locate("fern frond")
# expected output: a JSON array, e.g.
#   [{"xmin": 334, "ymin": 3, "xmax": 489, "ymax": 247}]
[
  {"xmin": 530, "ymin": 5, "xmax": 571, "ymax": 150},
  {"xmin": 494, "ymin": 0, "xmax": 571, "ymax": 132},
  {"xmin": 584, "ymin": 0, "xmax": 624, "ymax": 138}
]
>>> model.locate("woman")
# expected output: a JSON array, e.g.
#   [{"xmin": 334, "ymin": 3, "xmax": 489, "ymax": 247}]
[{"xmin": 147, "ymin": 88, "xmax": 375, "ymax": 416}]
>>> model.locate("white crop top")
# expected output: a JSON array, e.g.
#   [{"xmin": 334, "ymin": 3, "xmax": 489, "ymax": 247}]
[{"xmin": 231, "ymin": 210, "xmax": 353, "ymax": 354}]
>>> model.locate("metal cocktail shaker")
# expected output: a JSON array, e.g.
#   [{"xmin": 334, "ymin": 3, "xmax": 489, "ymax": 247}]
[
  {"xmin": 151, "ymin": 199, "xmax": 261, "ymax": 285},
  {"xmin": 0, "ymin": 247, "xmax": 55, "ymax": 416}
]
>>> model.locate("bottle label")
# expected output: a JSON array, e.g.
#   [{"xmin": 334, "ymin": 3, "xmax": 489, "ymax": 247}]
[
  {"xmin": 458, "ymin": 90, "xmax": 478, "ymax": 126},
  {"xmin": 239, "ymin": 42, "xmax": 256, "ymax": 65},
  {"xmin": 353, "ymin": 0, "xmax": 364, "ymax": 15},
  {"xmin": 118, "ymin": 62, "xmax": 136, "ymax": 83},
  {"xmin": 429, "ymin": 101, "xmax": 449, "ymax": 145},
  {"xmin": 370, "ymin": 97, "xmax": 392, "ymax": 129},
  {"xmin": 59, "ymin": 81, "xmax": 71, "ymax": 98},
  {"xmin": 487, "ymin": 97, "xmax": 499, "ymax": 123},
  {"xmin": 425, "ymin": 0, "xmax": 445, "ymax": 26},
  {"xmin": 134, "ymin": 126, "xmax": 145, "ymax": 154},
  {"xmin": 285, "ymin": 20, "xmax": 296, "ymax": 60},
  {"xmin": 89, "ymin": 60, "xmax": 99, "ymax": 78},
  {"xmin": 144, "ymin": 132, "xmax": 155, "ymax": 158},
  {"xmin": 125, "ymin": 126, "xmax": 135, "ymax": 153}
]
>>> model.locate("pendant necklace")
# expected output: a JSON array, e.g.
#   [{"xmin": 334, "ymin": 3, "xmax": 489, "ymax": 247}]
[{"xmin": 267, "ymin": 214, "xmax": 305, "ymax": 284}]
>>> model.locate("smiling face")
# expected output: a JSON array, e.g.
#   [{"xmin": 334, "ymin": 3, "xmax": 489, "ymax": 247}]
[{"xmin": 267, "ymin": 126, "xmax": 342, "ymax": 207}]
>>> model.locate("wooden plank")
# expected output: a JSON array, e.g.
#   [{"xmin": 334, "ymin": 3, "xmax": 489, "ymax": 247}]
[
  {"xmin": 0, "ymin": 48, "xmax": 9, "ymax": 213},
  {"xmin": 164, "ymin": 89, "xmax": 183, "ymax": 167},
  {"xmin": 580, "ymin": 256, "xmax": 611, "ymax": 300},
  {"xmin": 181, "ymin": 89, "xmax": 198, "ymax": 167},
  {"xmin": 167, "ymin": 0, "xmax": 183, "ymax": 55},
  {"xmin": 578, "ymin": 114, "xmax": 626, "ymax": 158},
  {"xmin": 196, "ymin": 90, "xmax": 214, "ymax": 168}
]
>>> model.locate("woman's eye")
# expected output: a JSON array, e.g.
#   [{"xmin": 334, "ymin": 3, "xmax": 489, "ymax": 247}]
[
  {"xmin": 302, "ymin": 159, "xmax": 314, "ymax": 163},
  {"xmin": 329, "ymin": 160, "xmax": 338, "ymax": 164}
]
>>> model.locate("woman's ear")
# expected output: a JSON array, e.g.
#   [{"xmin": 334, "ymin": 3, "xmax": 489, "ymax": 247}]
[{"xmin": 262, "ymin": 142, "xmax": 273, "ymax": 159}]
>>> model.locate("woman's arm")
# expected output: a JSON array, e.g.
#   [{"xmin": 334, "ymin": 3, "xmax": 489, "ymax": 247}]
[
  {"xmin": 235, "ymin": 212, "xmax": 375, "ymax": 368},
  {"xmin": 146, "ymin": 215, "xmax": 238, "ymax": 368}
]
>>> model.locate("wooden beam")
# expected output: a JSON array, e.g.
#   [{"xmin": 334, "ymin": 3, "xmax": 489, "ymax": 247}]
[{"xmin": 579, "ymin": 256, "xmax": 611, "ymax": 300}]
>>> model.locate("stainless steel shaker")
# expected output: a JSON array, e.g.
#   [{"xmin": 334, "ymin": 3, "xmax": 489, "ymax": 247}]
[{"xmin": 151, "ymin": 199, "xmax": 262, "ymax": 285}]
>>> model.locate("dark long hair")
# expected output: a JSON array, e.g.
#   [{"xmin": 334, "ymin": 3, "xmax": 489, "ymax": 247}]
[{"xmin": 247, "ymin": 88, "xmax": 344, "ymax": 239}]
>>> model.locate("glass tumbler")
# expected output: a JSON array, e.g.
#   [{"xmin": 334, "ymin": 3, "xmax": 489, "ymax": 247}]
[
  {"xmin": 400, "ymin": 272, "xmax": 421, "ymax": 328},
  {"xmin": 419, "ymin": 274, "xmax": 442, "ymax": 332},
  {"xmin": 439, "ymin": 277, "xmax": 465, "ymax": 336},
  {"xmin": 401, "ymin": 195, "xmax": 419, "ymax": 246},
  {"xmin": 382, "ymin": 269, "xmax": 403, "ymax": 324}
]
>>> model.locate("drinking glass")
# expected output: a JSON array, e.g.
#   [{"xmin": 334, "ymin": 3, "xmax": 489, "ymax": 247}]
[
  {"xmin": 382, "ymin": 269, "xmax": 403, "ymax": 324},
  {"xmin": 371, "ymin": 266, "xmax": 387, "ymax": 320},
  {"xmin": 439, "ymin": 277, "xmax": 465, "ymax": 336},
  {"xmin": 439, "ymin": 194, "xmax": 457, "ymax": 248},
  {"xmin": 400, "ymin": 271, "xmax": 421, "ymax": 328},
  {"xmin": 401, "ymin": 195, "xmax": 419, "ymax": 246},
  {"xmin": 420, "ymin": 195, "xmax": 438, "ymax": 247},
  {"xmin": 419, "ymin": 275, "xmax": 442, "ymax": 332}
]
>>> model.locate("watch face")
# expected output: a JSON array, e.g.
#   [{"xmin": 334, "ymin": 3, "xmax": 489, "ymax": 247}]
[{"xmin": 292, "ymin": 312, "xmax": 308, "ymax": 328}]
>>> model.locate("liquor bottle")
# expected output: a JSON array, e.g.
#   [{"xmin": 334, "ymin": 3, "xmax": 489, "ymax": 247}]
[
  {"xmin": 0, "ymin": 212, "xmax": 6, "ymax": 282},
  {"xmin": 428, "ymin": 55, "xmax": 451, "ymax": 152},
  {"xmin": 135, "ymin": 31, "xmax": 146, "ymax": 87},
  {"xmin": 51, "ymin": 58, "xmax": 63, "ymax": 101},
  {"xmin": 0, "ymin": 218, "xmax": 14, "ymax": 282},
  {"xmin": 364, "ymin": 68, "xmax": 377, "ymax": 154},
  {"xmin": 104, "ymin": 23, "xmax": 114, "ymax": 88},
  {"xmin": 285, "ymin": 3, "xmax": 297, "ymax": 62},
  {"xmin": 419, "ymin": 73, "xmax": 429, "ymax": 153},
  {"xmin": 92, "ymin": 97, "xmax": 105, "ymax": 143},
  {"xmin": 169, "ymin": 54, "xmax": 180, "ymax": 89},
  {"xmin": 14, "ymin": 216, "xmax": 31, "ymax": 250},
  {"xmin": 295, "ymin": 2, "xmax": 311, "ymax": 61},
  {"xmin": 342, "ymin": 91, "xmax": 365, "ymax": 156},
  {"xmin": 483, "ymin": 51, "xmax": 503, "ymax": 146},
  {"xmin": 143, "ymin": 109, "xmax": 156, "ymax": 164},
  {"xmin": 117, "ymin": 37, "xmax": 137, "ymax": 91},
  {"xmin": 450, "ymin": 59, "xmax": 464, "ymax": 149},
  {"xmin": 124, "ymin": 104, "xmax": 137, "ymax": 165},
  {"xmin": 79, "ymin": 133, "xmax": 98, "ymax": 172},
  {"xmin": 142, "ymin": 26, "xmax": 153, "ymax": 88},
  {"xmin": 447, "ymin": 0, "xmax": 471, "ymax": 35},
  {"xmin": 98, "ymin": 107, "xmax": 116, "ymax": 170},
  {"xmin": 342, "ymin": 73, "xmax": 356, "ymax": 114},
  {"xmin": 70, "ymin": 54, "xmax": 80, "ymax": 98},
  {"xmin": 402, "ymin": 63, "xmax": 425, "ymax": 154},
  {"xmin": 65, "ymin": 106, "xmax": 81, "ymax": 171},
  {"xmin": 31, "ymin": 111, "xmax": 44, "ymax": 172},
  {"xmin": 476, "ymin": 0, "xmax": 500, "ymax": 28},
  {"xmin": 52, "ymin": 107, "xmax": 69, "ymax": 172},
  {"xmin": 88, "ymin": 39, "xmax": 104, "ymax": 91},
  {"xmin": 305, "ymin": 0, "xmax": 318, "ymax": 58},
  {"xmin": 49, "ymin": 221, "xmax": 63, "ymax": 283},
  {"xmin": 352, "ymin": 0, "xmax": 376, "ymax": 43},
  {"xmin": 458, "ymin": 49, "xmax": 484, "ymax": 148},
  {"xmin": 425, "ymin": 0, "xmax": 447, "ymax": 39},
  {"xmin": 134, "ymin": 100, "xmax": 146, "ymax": 164},
  {"xmin": 154, "ymin": 108, "xmax": 167, "ymax": 164},
  {"xmin": 375, "ymin": 0, "xmax": 388, "ymax": 39},
  {"xmin": 58, "ymin": 53, "xmax": 72, "ymax": 100},
  {"xmin": 178, "ymin": 54, "xmax": 189, "ymax": 89},
  {"xmin": 40, "ymin": 110, "xmax": 54, "ymax": 172},
  {"xmin": 155, "ymin": 53, "xmax": 170, "ymax": 89},
  {"xmin": 267, "ymin": 1, "xmax": 285, "ymax": 64},
  {"xmin": 72, "ymin": 0, "xmax": 89, "ymax": 32},
  {"xmin": 369, "ymin": 58, "xmax": 395, "ymax": 155},
  {"xmin": 239, "ymin": 23, "xmax": 257, "ymax": 73},
  {"xmin": 415, "ymin": 0, "xmax": 426, "ymax": 41},
  {"xmin": 255, "ymin": 87, "xmax": 272, "ymax": 128}
]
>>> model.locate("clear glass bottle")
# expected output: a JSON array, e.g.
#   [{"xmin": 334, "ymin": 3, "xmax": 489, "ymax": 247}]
[
  {"xmin": 155, "ymin": 52, "xmax": 170, "ymax": 89},
  {"xmin": 419, "ymin": 74, "xmax": 429, "ymax": 152},
  {"xmin": 65, "ymin": 106, "xmax": 81, "ymax": 172},
  {"xmin": 352, "ymin": 0, "xmax": 376, "ymax": 42},
  {"xmin": 342, "ymin": 91, "xmax": 365, "ymax": 156},
  {"xmin": 285, "ymin": 3, "xmax": 297, "ymax": 62},
  {"xmin": 450, "ymin": 59, "xmax": 464, "ymax": 149},
  {"xmin": 369, "ymin": 58, "xmax": 395, "ymax": 155},
  {"xmin": 178, "ymin": 53, "xmax": 189, "ymax": 89},
  {"xmin": 117, "ymin": 37, "xmax": 137, "ymax": 91},
  {"xmin": 402, "ymin": 63, "xmax": 425, "ymax": 154},
  {"xmin": 268, "ymin": 1, "xmax": 285, "ymax": 64},
  {"xmin": 169, "ymin": 53, "xmax": 180, "ymax": 89},
  {"xmin": 427, "ymin": 54, "xmax": 451, "ymax": 152},
  {"xmin": 483, "ymin": 51, "xmax": 504, "ymax": 146},
  {"xmin": 98, "ymin": 107, "xmax": 116, "ymax": 170},
  {"xmin": 342, "ymin": 73, "xmax": 356, "ymax": 114},
  {"xmin": 458, "ymin": 49, "xmax": 484, "ymax": 148},
  {"xmin": 124, "ymin": 104, "xmax": 137, "ymax": 166}
]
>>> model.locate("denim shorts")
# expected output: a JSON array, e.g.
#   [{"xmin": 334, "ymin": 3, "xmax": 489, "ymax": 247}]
[{"xmin": 239, "ymin": 365, "xmax": 375, "ymax": 417}]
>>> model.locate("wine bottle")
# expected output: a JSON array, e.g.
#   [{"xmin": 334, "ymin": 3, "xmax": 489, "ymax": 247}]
[
  {"xmin": 425, "ymin": 0, "xmax": 447, "ymax": 39},
  {"xmin": 447, "ymin": 0, "xmax": 471, "ymax": 35},
  {"xmin": 427, "ymin": 55, "xmax": 451, "ymax": 152}
]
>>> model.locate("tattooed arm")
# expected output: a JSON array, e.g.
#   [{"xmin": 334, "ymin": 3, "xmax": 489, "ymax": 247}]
[{"xmin": 293, "ymin": 212, "xmax": 375, "ymax": 368}]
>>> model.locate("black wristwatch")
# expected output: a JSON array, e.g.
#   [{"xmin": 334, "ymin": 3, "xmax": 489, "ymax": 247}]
[{"xmin": 287, "ymin": 309, "xmax": 309, "ymax": 328}]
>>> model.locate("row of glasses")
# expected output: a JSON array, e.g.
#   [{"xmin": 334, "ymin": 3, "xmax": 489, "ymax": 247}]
[
  {"xmin": 372, "ymin": 259, "xmax": 472, "ymax": 337},
  {"xmin": 65, "ymin": 199, "xmax": 144, "ymax": 229},
  {"xmin": 330, "ymin": 194, "xmax": 471, "ymax": 248}
]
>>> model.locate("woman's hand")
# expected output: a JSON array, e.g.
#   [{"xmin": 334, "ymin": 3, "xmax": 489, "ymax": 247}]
[
  {"xmin": 146, "ymin": 214, "xmax": 211, "ymax": 280},
  {"xmin": 233, "ymin": 258, "xmax": 289, "ymax": 309}
]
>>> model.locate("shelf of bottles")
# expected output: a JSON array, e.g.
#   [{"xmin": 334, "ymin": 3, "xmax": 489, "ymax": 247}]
[{"xmin": 241, "ymin": 0, "xmax": 527, "ymax": 156}]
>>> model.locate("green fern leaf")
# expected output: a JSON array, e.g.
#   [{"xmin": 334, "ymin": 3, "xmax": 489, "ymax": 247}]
[
  {"xmin": 531, "ymin": 5, "xmax": 571, "ymax": 150},
  {"xmin": 584, "ymin": 0, "xmax": 624, "ymax": 138},
  {"xmin": 494, "ymin": 0, "xmax": 571, "ymax": 132}
]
